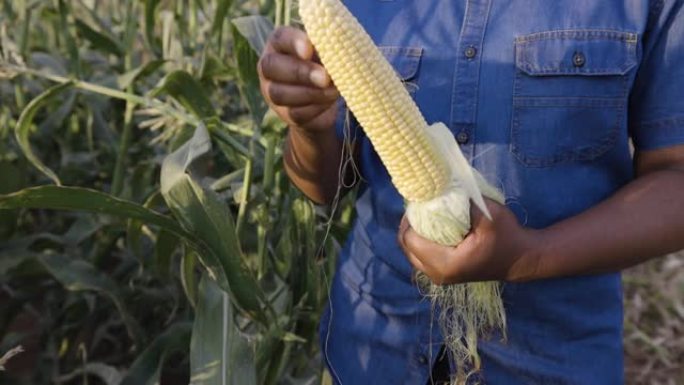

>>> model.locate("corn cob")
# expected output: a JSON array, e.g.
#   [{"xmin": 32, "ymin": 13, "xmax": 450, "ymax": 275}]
[{"xmin": 299, "ymin": 0, "xmax": 450, "ymax": 203}]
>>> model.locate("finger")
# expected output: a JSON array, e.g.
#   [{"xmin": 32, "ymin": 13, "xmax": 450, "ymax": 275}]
[
  {"xmin": 403, "ymin": 228, "xmax": 455, "ymax": 281},
  {"xmin": 270, "ymin": 27, "xmax": 314, "ymax": 60},
  {"xmin": 259, "ymin": 52, "xmax": 331, "ymax": 87},
  {"xmin": 265, "ymin": 82, "xmax": 339, "ymax": 107},
  {"xmin": 405, "ymin": 248, "xmax": 427, "ymax": 273},
  {"xmin": 469, "ymin": 203, "xmax": 487, "ymax": 230},
  {"xmin": 398, "ymin": 217, "xmax": 428, "ymax": 273},
  {"xmin": 402, "ymin": 227, "xmax": 452, "ymax": 265},
  {"xmin": 469, "ymin": 198, "xmax": 502, "ymax": 231},
  {"xmin": 286, "ymin": 104, "xmax": 334, "ymax": 125},
  {"xmin": 397, "ymin": 216, "xmax": 411, "ymax": 247}
]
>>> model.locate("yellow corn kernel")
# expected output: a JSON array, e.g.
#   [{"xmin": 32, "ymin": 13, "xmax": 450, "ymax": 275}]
[{"xmin": 299, "ymin": 0, "xmax": 450, "ymax": 202}]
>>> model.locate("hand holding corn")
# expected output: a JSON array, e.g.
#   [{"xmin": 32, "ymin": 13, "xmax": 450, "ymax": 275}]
[
  {"xmin": 258, "ymin": 27, "xmax": 348, "ymax": 204},
  {"xmin": 258, "ymin": 26, "xmax": 339, "ymax": 135},
  {"xmin": 399, "ymin": 199, "xmax": 540, "ymax": 285}
]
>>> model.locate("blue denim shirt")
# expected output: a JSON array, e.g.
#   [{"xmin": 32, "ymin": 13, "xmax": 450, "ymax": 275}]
[{"xmin": 320, "ymin": 1, "xmax": 684, "ymax": 384}]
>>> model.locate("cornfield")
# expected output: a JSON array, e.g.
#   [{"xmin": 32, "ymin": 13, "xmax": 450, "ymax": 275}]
[{"xmin": 0, "ymin": 1, "xmax": 680, "ymax": 384}]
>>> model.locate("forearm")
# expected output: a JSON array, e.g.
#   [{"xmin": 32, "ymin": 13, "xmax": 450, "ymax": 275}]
[
  {"xmin": 283, "ymin": 125, "xmax": 345, "ymax": 205},
  {"xmin": 532, "ymin": 167, "xmax": 684, "ymax": 279}
]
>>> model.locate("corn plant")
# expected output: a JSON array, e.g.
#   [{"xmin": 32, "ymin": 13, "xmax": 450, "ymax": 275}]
[{"xmin": 0, "ymin": 0, "xmax": 352, "ymax": 384}]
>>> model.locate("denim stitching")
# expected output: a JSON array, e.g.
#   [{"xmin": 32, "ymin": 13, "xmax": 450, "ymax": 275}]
[
  {"xmin": 518, "ymin": 66, "xmax": 637, "ymax": 75},
  {"xmin": 633, "ymin": 117, "xmax": 684, "ymax": 129},
  {"xmin": 513, "ymin": 97, "xmax": 624, "ymax": 108},
  {"xmin": 514, "ymin": 29, "xmax": 638, "ymax": 43}
]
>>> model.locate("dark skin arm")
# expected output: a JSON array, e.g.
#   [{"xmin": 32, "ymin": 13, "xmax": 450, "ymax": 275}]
[
  {"xmin": 399, "ymin": 144, "xmax": 684, "ymax": 284},
  {"xmin": 258, "ymin": 27, "xmax": 347, "ymax": 205}
]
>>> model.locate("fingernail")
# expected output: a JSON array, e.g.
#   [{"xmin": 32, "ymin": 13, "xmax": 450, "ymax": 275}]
[
  {"xmin": 295, "ymin": 39, "xmax": 309, "ymax": 59},
  {"xmin": 310, "ymin": 69, "xmax": 329, "ymax": 87}
]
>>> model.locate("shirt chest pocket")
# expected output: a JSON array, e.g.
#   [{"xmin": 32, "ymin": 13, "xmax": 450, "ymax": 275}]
[
  {"xmin": 379, "ymin": 46, "xmax": 423, "ymax": 94},
  {"xmin": 511, "ymin": 30, "xmax": 638, "ymax": 167}
]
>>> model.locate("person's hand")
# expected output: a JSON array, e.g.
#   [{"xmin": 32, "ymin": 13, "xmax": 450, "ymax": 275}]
[
  {"xmin": 258, "ymin": 26, "xmax": 340, "ymax": 135},
  {"xmin": 398, "ymin": 199, "xmax": 542, "ymax": 285}
]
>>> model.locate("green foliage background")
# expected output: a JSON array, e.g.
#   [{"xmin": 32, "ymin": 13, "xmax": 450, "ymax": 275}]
[
  {"xmin": 0, "ymin": 1, "xmax": 681, "ymax": 384},
  {"xmin": 0, "ymin": 0, "xmax": 352, "ymax": 384}
]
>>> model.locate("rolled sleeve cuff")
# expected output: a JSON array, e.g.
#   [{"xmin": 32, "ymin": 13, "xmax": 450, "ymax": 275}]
[{"xmin": 631, "ymin": 117, "xmax": 684, "ymax": 150}]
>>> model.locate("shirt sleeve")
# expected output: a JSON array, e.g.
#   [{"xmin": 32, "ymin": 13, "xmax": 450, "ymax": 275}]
[{"xmin": 629, "ymin": 0, "xmax": 684, "ymax": 150}]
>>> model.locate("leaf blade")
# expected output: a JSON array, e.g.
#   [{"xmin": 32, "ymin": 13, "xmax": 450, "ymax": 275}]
[
  {"xmin": 190, "ymin": 275, "xmax": 257, "ymax": 385},
  {"xmin": 14, "ymin": 82, "xmax": 73, "ymax": 185},
  {"xmin": 37, "ymin": 253, "xmax": 145, "ymax": 345},
  {"xmin": 0, "ymin": 185, "xmax": 195, "ymax": 242},
  {"xmin": 120, "ymin": 322, "xmax": 192, "ymax": 385},
  {"xmin": 160, "ymin": 125, "xmax": 266, "ymax": 321},
  {"xmin": 156, "ymin": 70, "xmax": 217, "ymax": 120}
]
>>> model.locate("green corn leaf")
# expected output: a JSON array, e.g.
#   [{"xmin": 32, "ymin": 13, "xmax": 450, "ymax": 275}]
[
  {"xmin": 160, "ymin": 124, "xmax": 267, "ymax": 322},
  {"xmin": 74, "ymin": 18, "xmax": 123, "ymax": 56},
  {"xmin": 231, "ymin": 15, "xmax": 273, "ymax": 56},
  {"xmin": 211, "ymin": 0, "xmax": 234, "ymax": 38},
  {"xmin": 120, "ymin": 322, "xmax": 192, "ymax": 385},
  {"xmin": 55, "ymin": 363, "xmax": 123, "ymax": 385},
  {"xmin": 62, "ymin": 215, "xmax": 101, "ymax": 245},
  {"xmin": 181, "ymin": 247, "xmax": 199, "ymax": 309},
  {"xmin": 57, "ymin": 0, "xmax": 81, "ymax": 75},
  {"xmin": 0, "ymin": 185, "xmax": 191, "ymax": 240},
  {"xmin": 189, "ymin": 275, "xmax": 257, "ymax": 385},
  {"xmin": 14, "ymin": 82, "xmax": 73, "ymax": 185},
  {"xmin": 154, "ymin": 229, "xmax": 179, "ymax": 277},
  {"xmin": 0, "ymin": 251, "xmax": 33, "ymax": 276},
  {"xmin": 0, "ymin": 160, "xmax": 24, "ymax": 239},
  {"xmin": 144, "ymin": 0, "xmax": 162, "ymax": 56},
  {"xmin": 118, "ymin": 59, "xmax": 166, "ymax": 89},
  {"xmin": 126, "ymin": 191, "xmax": 165, "ymax": 262},
  {"xmin": 230, "ymin": 19, "xmax": 268, "ymax": 125},
  {"xmin": 255, "ymin": 320, "xmax": 297, "ymax": 385},
  {"xmin": 199, "ymin": 54, "xmax": 235, "ymax": 83},
  {"xmin": 36, "ymin": 253, "xmax": 145, "ymax": 345},
  {"xmin": 156, "ymin": 70, "xmax": 217, "ymax": 120}
]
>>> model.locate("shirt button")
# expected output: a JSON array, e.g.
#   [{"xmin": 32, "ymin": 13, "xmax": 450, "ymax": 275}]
[
  {"xmin": 573, "ymin": 52, "xmax": 586, "ymax": 67},
  {"xmin": 456, "ymin": 132, "xmax": 470, "ymax": 144},
  {"xmin": 464, "ymin": 45, "xmax": 478, "ymax": 59}
]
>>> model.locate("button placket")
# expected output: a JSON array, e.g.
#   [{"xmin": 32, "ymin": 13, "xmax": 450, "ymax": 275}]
[{"xmin": 449, "ymin": 0, "xmax": 492, "ymax": 160}]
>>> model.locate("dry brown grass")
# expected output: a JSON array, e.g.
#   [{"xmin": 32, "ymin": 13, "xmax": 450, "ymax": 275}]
[{"xmin": 624, "ymin": 252, "xmax": 684, "ymax": 385}]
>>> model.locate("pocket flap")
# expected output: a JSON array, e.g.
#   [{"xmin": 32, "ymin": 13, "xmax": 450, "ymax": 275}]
[
  {"xmin": 378, "ymin": 46, "xmax": 423, "ymax": 80},
  {"xmin": 515, "ymin": 30, "xmax": 638, "ymax": 76}
]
